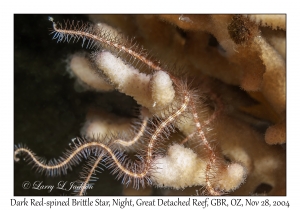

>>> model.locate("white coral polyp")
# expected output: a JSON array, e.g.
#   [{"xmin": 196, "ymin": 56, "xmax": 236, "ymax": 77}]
[
  {"xmin": 95, "ymin": 51, "xmax": 176, "ymax": 112},
  {"xmin": 69, "ymin": 55, "xmax": 114, "ymax": 91},
  {"xmin": 216, "ymin": 163, "xmax": 247, "ymax": 192},
  {"xmin": 151, "ymin": 144, "xmax": 246, "ymax": 191},
  {"xmin": 151, "ymin": 144, "xmax": 206, "ymax": 189},
  {"xmin": 151, "ymin": 71, "xmax": 175, "ymax": 109},
  {"xmin": 95, "ymin": 51, "xmax": 153, "ymax": 108}
]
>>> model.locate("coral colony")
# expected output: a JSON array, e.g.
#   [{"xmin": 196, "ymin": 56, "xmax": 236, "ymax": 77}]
[{"xmin": 14, "ymin": 15, "xmax": 286, "ymax": 196}]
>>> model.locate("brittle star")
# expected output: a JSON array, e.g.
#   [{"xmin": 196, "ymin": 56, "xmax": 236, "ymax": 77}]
[{"xmin": 14, "ymin": 17, "xmax": 247, "ymax": 196}]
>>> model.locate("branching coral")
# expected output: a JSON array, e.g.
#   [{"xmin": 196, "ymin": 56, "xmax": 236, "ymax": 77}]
[
  {"xmin": 14, "ymin": 15, "xmax": 286, "ymax": 196},
  {"xmin": 158, "ymin": 15, "xmax": 286, "ymax": 142}
]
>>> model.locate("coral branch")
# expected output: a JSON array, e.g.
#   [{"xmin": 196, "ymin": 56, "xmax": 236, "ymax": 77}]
[{"xmin": 14, "ymin": 15, "xmax": 286, "ymax": 196}]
